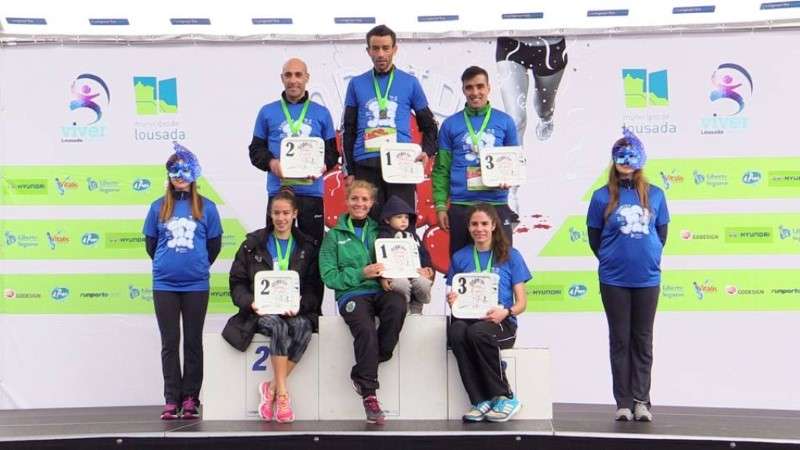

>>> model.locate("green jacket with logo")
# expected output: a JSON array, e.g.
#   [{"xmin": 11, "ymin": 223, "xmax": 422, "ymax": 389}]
[{"xmin": 319, "ymin": 214, "xmax": 380, "ymax": 303}]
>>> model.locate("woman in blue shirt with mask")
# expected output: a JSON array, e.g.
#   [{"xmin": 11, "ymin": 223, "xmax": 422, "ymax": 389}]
[
  {"xmin": 143, "ymin": 143, "xmax": 223, "ymax": 420},
  {"xmin": 586, "ymin": 129, "xmax": 669, "ymax": 422}
]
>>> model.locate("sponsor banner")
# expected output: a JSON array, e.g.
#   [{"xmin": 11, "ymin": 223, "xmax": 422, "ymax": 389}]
[
  {"xmin": 1, "ymin": 219, "xmax": 246, "ymax": 259},
  {"xmin": 2, "ymin": 273, "xmax": 235, "ymax": 314},
  {"xmin": 540, "ymin": 214, "xmax": 800, "ymax": 256},
  {"xmin": 525, "ymin": 269, "xmax": 800, "ymax": 312},
  {"xmin": 583, "ymin": 158, "xmax": 800, "ymax": 200},
  {"xmin": 0, "ymin": 166, "xmax": 223, "ymax": 205}
]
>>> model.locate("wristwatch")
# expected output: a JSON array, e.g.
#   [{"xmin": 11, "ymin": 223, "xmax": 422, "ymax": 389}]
[{"xmin": 506, "ymin": 307, "xmax": 515, "ymax": 318}]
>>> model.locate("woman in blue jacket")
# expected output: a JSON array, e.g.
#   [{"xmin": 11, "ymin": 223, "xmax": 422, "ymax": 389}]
[
  {"xmin": 143, "ymin": 143, "xmax": 223, "ymax": 420},
  {"xmin": 586, "ymin": 130, "xmax": 669, "ymax": 422}
]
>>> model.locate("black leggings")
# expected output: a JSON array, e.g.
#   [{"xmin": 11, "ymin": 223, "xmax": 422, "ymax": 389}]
[
  {"xmin": 153, "ymin": 290, "xmax": 209, "ymax": 404},
  {"xmin": 599, "ymin": 283, "xmax": 659, "ymax": 408}
]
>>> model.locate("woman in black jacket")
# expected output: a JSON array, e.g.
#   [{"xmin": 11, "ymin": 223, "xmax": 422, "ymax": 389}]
[{"xmin": 222, "ymin": 189, "xmax": 321, "ymax": 423}]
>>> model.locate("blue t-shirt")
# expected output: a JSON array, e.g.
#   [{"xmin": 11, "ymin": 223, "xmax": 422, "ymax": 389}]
[
  {"xmin": 344, "ymin": 68, "xmax": 429, "ymax": 163},
  {"xmin": 266, "ymin": 234, "xmax": 295, "ymax": 267},
  {"xmin": 446, "ymin": 245, "xmax": 532, "ymax": 322},
  {"xmin": 252, "ymin": 98, "xmax": 336, "ymax": 197},
  {"xmin": 587, "ymin": 184, "xmax": 670, "ymax": 287},
  {"xmin": 142, "ymin": 196, "xmax": 223, "ymax": 291},
  {"xmin": 438, "ymin": 107, "xmax": 519, "ymax": 204}
]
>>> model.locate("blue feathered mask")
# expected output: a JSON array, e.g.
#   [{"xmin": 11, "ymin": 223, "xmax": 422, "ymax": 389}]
[
  {"xmin": 166, "ymin": 142, "xmax": 202, "ymax": 183},
  {"xmin": 611, "ymin": 128, "xmax": 646, "ymax": 170}
]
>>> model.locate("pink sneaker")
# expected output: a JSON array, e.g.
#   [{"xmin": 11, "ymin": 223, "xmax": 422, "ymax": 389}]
[
  {"xmin": 274, "ymin": 393, "xmax": 295, "ymax": 423},
  {"xmin": 181, "ymin": 397, "xmax": 200, "ymax": 420},
  {"xmin": 258, "ymin": 381, "xmax": 275, "ymax": 421},
  {"xmin": 160, "ymin": 403, "xmax": 179, "ymax": 420}
]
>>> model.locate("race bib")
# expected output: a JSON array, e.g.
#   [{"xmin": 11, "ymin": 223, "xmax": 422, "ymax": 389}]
[
  {"xmin": 253, "ymin": 270, "xmax": 301, "ymax": 315},
  {"xmin": 466, "ymin": 166, "xmax": 490, "ymax": 191},
  {"xmin": 451, "ymin": 272, "xmax": 500, "ymax": 319},
  {"xmin": 365, "ymin": 127, "xmax": 397, "ymax": 153}
]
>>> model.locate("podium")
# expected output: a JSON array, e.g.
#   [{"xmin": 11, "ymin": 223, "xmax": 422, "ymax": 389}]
[
  {"xmin": 202, "ymin": 315, "xmax": 551, "ymax": 421},
  {"xmin": 447, "ymin": 347, "xmax": 553, "ymax": 420},
  {"xmin": 317, "ymin": 315, "xmax": 448, "ymax": 419}
]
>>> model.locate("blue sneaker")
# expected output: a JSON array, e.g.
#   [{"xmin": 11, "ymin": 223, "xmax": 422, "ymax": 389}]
[
  {"xmin": 462, "ymin": 400, "xmax": 492, "ymax": 422},
  {"xmin": 485, "ymin": 396, "xmax": 521, "ymax": 422}
]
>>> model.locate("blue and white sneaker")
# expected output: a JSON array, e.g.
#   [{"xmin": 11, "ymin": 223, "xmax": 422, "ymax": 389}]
[
  {"xmin": 462, "ymin": 400, "xmax": 492, "ymax": 422},
  {"xmin": 485, "ymin": 396, "xmax": 522, "ymax": 422}
]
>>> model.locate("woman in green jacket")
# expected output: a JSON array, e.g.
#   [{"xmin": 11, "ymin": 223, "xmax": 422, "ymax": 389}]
[{"xmin": 319, "ymin": 180, "xmax": 407, "ymax": 425}]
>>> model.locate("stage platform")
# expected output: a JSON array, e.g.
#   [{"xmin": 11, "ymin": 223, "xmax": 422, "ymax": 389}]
[{"xmin": 1, "ymin": 403, "xmax": 799, "ymax": 449}]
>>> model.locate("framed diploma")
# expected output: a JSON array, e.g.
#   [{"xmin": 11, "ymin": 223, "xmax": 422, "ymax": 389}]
[
  {"xmin": 451, "ymin": 272, "xmax": 500, "ymax": 319},
  {"xmin": 279, "ymin": 137, "xmax": 325, "ymax": 178},
  {"xmin": 374, "ymin": 238, "xmax": 421, "ymax": 279},
  {"xmin": 380, "ymin": 143, "xmax": 425, "ymax": 184},
  {"xmin": 253, "ymin": 270, "xmax": 300, "ymax": 315},
  {"xmin": 478, "ymin": 146, "xmax": 527, "ymax": 187}
]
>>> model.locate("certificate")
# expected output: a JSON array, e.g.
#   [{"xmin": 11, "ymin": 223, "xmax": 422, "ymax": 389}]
[
  {"xmin": 478, "ymin": 146, "xmax": 527, "ymax": 187},
  {"xmin": 253, "ymin": 270, "xmax": 300, "ymax": 315},
  {"xmin": 374, "ymin": 238, "xmax": 421, "ymax": 279},
  {"xmin": 280, "ymin": 137, "xmax": 324, "ymax": 179},
  {"xmin": 451, "ymin": 272, "xmax": 500, "ymax": 319},
  {"xmin": 380, "ymin": 143, "xmax": 425, "ymax": 184}
]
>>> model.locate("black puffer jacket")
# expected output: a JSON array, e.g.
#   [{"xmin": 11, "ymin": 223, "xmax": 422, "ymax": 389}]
[{"xmin": 222, "ymin": 226, "xmax": 321, "ymax": 351}]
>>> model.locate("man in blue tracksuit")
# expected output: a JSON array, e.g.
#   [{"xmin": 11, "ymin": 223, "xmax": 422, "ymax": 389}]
[
  {"xmin": 248, "ymin": 57, "xmax": 339, "ymax": 246},
  {"xmin": 342, "ymin": 24, "xmax": 439, "ymax": 219},
  {"xmin": 432, "ymin": 65, "xmax": 519, "ymax": 256}
]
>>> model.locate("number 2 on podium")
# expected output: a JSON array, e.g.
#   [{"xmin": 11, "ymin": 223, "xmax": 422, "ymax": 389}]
[{"xmin": 252, "ymin": 346, "xmax": 270, "ymax": 371}]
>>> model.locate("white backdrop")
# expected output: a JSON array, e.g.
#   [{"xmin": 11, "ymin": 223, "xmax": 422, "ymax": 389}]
[{"xmin": 2, "ymin": 29, "xmax": 800, "ymax": 409}]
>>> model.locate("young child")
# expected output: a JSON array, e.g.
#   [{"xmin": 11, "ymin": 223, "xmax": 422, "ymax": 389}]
[{"xmin": 378, "ymin": 196, "xmax": 435, "ymax": 314}]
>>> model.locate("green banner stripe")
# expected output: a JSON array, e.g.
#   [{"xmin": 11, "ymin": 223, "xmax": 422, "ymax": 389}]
[
  {"xmin": 583, "ymin": 157, "xmax": 800, "ymax": 200},
  {"xmin": 525, "ymin": 269, "xmax": 800, "ymax": 312},
  {"xmin": 0, "ymin": 165, "xmax": 223, "ymax": 205},
  {"xmin": 5, "ymin": 269, "xmax": 799, "ymax": 314},
  {"xmin": 540, "ymin": 214, "xmax": 800, "ymax": 256},
  {"xmin": 1, "ymin": 219, "xmax": 247, "ymax": 259},
  {"xmin": 2, "ymin": 273, "xmax": 236, "ymax": 314}
]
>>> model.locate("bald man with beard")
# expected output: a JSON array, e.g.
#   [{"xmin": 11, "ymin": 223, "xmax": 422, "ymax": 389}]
[{"xmin": 249, "ymin": 58, "xmax": 339, "ymax": 246}]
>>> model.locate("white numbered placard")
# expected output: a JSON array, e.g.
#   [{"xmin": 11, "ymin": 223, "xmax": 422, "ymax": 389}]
[
  {"xmin": 253, "ymin": 270, "xmax": 300, "ymax": 315},
  {"xmin": 374, "ymin": 238, "xmax": 421, "ymax": 279},
  {"xmin": 451, "ymin": 273, "xmax": 500, "ymax": 319},
  {"xmin": 380, "ymin": 143, "xmax": 425, "ymax": 184},
  {"xmin": 280, "ymin": 137, "xmax": 325, "ymax": 178},
  {"xmin": 478, "ymin": 146, "xmax": 527, "ymax": 187}
]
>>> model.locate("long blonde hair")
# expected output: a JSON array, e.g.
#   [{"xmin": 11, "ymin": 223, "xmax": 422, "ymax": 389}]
[
  {"xmin": 604, "ymin": 165, "xmax": 650, "ymax": 219},
  {"xmin": 159, "ymin": 179, "xmax": 203, "ymax": 222}
]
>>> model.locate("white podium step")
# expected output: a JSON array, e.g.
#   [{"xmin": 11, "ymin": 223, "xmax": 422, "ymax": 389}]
[
  {"xmin": 201, "ymin": 334, "xmax": 320, "ymax": 420},
  {"xmin": 447, "ymin": 347, "xmax": 553, "ymax": 420},
  {"xmin": 202, "ymin": 316, "xmax": 551, "ymax": 421},
  {"xmin": 317, "ymin": 315, "xmax": 448, "ymax": 420}
]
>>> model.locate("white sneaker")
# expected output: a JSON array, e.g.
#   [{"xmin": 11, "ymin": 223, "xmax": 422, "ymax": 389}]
[
  {"xmin": 634, "ymin": 402, "xmax": 653, "ymax": 422},
  {"xmin": 615, "ymin": 407, "xmax": 633, "ymax": 421}
]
